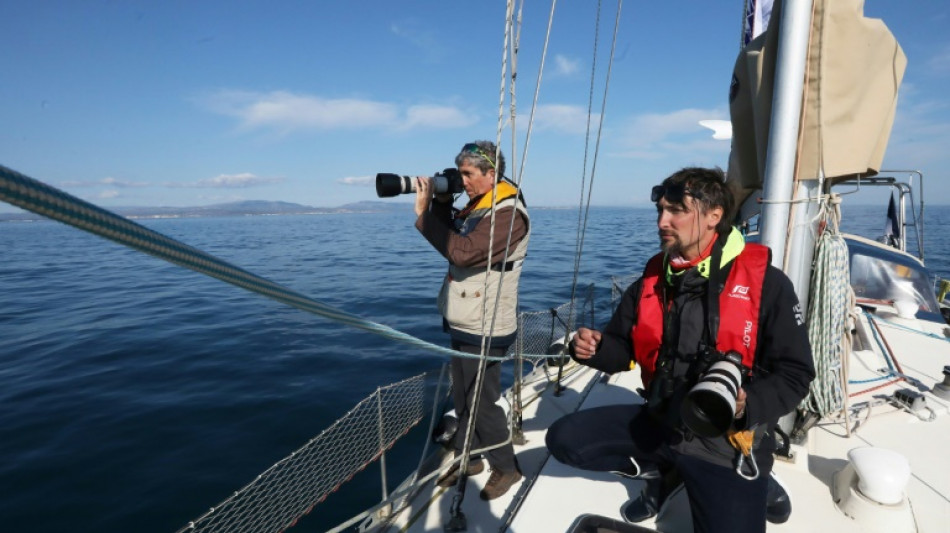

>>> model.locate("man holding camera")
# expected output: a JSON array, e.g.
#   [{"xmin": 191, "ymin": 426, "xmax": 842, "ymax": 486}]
[
  {"xmin": 414, "ymin": 140, "xmax": 530, "ymax": 501},
  {"xmin": 545, "ymin": 167, "xmax": 814, "ymax": 531}
]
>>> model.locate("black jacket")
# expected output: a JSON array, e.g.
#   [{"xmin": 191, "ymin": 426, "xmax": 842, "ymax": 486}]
[{"xmin": 576, "ymin": 247, "xmax": 815, "ymax": 468}]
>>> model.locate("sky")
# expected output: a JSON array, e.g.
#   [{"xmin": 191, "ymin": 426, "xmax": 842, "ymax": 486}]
[{"xmin": 2, "ymin": 1, "xmax": 949, "ymax": 213}]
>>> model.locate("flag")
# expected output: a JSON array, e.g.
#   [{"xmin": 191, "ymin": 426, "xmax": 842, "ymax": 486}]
[
  {"xmin": 881, "ymin": 192, "xmax": 901, "ymax": 248},
  {"xmin": 743, "ymin": 0, "xmax": 774, "ymax": 46}
]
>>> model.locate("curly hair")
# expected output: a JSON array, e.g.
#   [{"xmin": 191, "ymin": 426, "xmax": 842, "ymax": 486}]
[{"xmin": 658, "ymin": 166, "xmax": 734, "ymax": 235}]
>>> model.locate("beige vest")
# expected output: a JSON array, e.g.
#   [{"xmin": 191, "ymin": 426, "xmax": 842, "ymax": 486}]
[{"xmin": 437, "ymin": 195, "xmax": 530, "ymax": 340}]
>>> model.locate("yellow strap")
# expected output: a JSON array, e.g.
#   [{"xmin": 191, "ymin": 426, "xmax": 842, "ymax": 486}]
[{"xmin": 727, "ymin": 429, "xmax": 755, "ymax": 456}]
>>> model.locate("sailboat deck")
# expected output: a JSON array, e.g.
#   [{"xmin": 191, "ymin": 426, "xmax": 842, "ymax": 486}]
[{"xmin": 392, "ymin": 302, "xmax": 950, "ymax": 532}]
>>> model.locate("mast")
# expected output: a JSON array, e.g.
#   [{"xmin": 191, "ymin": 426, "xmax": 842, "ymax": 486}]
[{"xmin": 758, "ymin": 0, "xmax": 815, "ymax": 303}]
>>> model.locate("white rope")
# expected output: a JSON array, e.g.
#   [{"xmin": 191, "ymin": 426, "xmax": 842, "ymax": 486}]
[{"xmin": 801, "ymin": 197, "xmax": 853, "ymax": 416}]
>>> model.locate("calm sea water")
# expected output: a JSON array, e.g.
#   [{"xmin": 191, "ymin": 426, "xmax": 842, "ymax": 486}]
[{"xmin": 2, "ymin": 204, "xmax": 949, "ymax": 532}]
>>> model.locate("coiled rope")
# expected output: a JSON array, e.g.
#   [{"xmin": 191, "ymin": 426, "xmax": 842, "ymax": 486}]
[
  {"xmin": 0, "ymin": 163, "xmax": 545, "ymax": 362},
  {"xmin": 801, "ymin": 197, "xmax": 853, "ymax": 416}
]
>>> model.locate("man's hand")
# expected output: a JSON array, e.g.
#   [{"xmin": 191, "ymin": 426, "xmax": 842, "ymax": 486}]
[
  {"xmin": 735, "ymin": 387, "xmax": 747, "ymax": 419},
  {"xmin": 572, "ymin": 327, "xmax": 602, "ymax": 359},
  {"xmin": 414, "ymin": 177, "xmax": 432, "ymax": 216}
]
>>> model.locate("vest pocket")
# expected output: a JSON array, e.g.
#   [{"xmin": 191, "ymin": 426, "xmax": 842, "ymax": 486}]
[{"xmin": 439, "ymin": 277, "xmax": 484, "ymax": 330}]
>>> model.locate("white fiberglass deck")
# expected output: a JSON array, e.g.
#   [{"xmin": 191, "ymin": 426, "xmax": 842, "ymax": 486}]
[{"xmin": 393, "ymin": 303, "xmax": 950, "ymax": 532}]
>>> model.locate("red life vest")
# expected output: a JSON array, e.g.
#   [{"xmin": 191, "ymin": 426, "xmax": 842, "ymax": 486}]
[{"xmin": 630, "ymin": 243, "xmax": 770, "ymax": 388}]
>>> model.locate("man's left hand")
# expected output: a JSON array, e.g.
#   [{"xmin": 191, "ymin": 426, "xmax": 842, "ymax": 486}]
[{"xmin": 735, "ymin": 387, "xmax": 747, "ymax": 419}]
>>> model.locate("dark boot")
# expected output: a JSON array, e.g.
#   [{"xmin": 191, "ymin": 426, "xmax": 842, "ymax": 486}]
[
  {"xmin": 620, "ymin": 477, "xmax": 662, "ymax": 523},
  {"xmin": 766, "ymin": 473, "xmax": 792, "ymax": 524}
]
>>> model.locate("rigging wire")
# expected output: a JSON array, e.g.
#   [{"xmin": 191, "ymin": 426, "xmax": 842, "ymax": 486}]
[
  {"xmin": 448, "ymin": 1, "xmax": 526, "ymax": 527},
  {"xmin": 570, "ymin": 0, "xmax": 601, "ymax": 313},
  {"xmin": 570, "ymin": 0, "xmax": 623, "ymax": 310}
]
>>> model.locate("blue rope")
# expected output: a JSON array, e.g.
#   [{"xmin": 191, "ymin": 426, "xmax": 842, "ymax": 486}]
[{"xmin": 1, "ymin": 164, "xmax": 536, "ymax": 362}]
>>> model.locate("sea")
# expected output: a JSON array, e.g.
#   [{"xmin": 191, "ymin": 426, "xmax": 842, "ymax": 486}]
[{"xmin": 2, "ymin": 203, "xmax": 949, "ymax": 533}]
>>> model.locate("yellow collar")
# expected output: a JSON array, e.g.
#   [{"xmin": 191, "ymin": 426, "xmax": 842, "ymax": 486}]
[
  {"xmin": 469, "ymin": 181, "xmax": 519, "ymax": 211},
  {"xmin": 666, "ymin": 227, "xmax": 745, "ymax": 280}
]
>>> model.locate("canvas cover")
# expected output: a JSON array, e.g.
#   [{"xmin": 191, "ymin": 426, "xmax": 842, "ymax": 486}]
[{"xmin": 727, "ymin": 0, "xmax": 906, "ymax": 207}]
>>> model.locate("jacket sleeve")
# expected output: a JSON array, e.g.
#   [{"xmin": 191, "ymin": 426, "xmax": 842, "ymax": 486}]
[
  {"xmin": 572, "ymin": 279, "xmax": 640, "ymax": 374},
  {"xmin": 740, "ymin": 265, "xmax": 816, "ymax": 429},
  {"xmin": 416, "ymin": 203, "xmax": 527, "ymax": 268}
]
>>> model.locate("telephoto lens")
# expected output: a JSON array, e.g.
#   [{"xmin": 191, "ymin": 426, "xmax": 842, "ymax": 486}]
[
  {"xmin": 375, "ymin": 173, "xmax": 415, "ymax": 198},
  {"xmin": 680, "ymin": 352, "xmax": 744, "ymax": 438}
]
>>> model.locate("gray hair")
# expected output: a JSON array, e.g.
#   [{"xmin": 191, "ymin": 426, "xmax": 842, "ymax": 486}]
[{"xmin": 455, "ymin": 140, "xmax": 506, "ymax": 180}]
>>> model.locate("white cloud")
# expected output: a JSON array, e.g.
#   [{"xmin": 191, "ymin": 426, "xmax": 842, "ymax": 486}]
[
  {"xmin": 615, "ymin": 107, "xmax": 731, "ymax": 159},
  {"xmin": 201, "ymin": 90, "xmax": 475, "ymax": 133},
  {"xmin": 532, "ymin": 104, "xmax": 600, "ymax": 134},
  {"xmin": 194, "ymin": 173, "xmax": 285, "ymax": 188},
  {"xmin": 95, "ymin": 190, "xmax": 120, "ymax": 199},
  {"xmin": 404, "ymin": 104, "xmax": 478, "ymax": 129},
  {"xmin": 337, "ymin": 176, "xmax": 375, "ymax": 187},
  {"xmin": 60, "ymin": 176, "xmax": 149, "ymax": 188},
  {"xmin": 205, "ymin": 90, "xmax": 398, "ymax": 132},
  {"xmin": 553, "ymin": 54, "xmax": 580, "ymax": 76},
  {"xmin": 160, "ymin": 173, "xmax": 286, "ymax": 189}
]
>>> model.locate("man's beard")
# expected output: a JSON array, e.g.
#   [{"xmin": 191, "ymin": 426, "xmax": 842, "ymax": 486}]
[{"xmin": 659, "ymin": 234, "xmax": 680, "ymax": 254}]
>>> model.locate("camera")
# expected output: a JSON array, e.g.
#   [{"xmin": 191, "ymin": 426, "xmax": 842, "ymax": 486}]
[
  {"xmin": 375, "ymin": 168, "xmax": 464, "ymax": 198},
  {"xmin": 680, "ymin": 350, "xmax": 744, "ymax": 438}
]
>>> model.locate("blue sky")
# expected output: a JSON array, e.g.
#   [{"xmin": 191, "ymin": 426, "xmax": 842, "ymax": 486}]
[{"xmin": 2, "ymin": 1, "xmax": 949, "ymax": 212}]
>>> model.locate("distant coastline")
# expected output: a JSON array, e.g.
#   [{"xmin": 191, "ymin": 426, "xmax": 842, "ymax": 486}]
[
  {"xmin": 0, "ymin": 200, "xmax": 599, "ymax": 222},
  {"xmin": 0, "ymin": 200, "xmax": 416, "ymax": 222}
]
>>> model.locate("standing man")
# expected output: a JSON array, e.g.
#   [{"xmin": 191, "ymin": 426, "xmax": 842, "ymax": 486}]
[
  {"xmin": 546, "ymin": 167, "xmax": 814, "ymax": 531},
  {"xmin": 415, "ymin": 140, "xmax": 530, "ymax": 501}
]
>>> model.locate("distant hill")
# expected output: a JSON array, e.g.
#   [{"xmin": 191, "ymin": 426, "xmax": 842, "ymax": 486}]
[{"xmin": 0, "ymin": 199, "xmax": 414, "ymax": 222}]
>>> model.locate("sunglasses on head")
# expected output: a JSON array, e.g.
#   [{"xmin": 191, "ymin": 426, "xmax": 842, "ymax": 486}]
[
  {"xmin": 651, "ymin": 183, "xmax": 702, "ymax": 203},
  {"xmin": 462, "ymin": 143, "xmax": 496, "ymax": 170}
]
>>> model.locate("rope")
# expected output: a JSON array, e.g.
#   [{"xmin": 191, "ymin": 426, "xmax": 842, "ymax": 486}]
[
  {"xmin": 0, "ymin": 163, "xmax": 553, "ymax": 362},
  {"xmin": 800, "ymin": 198, "xmax": 852, "ymax": 416},
  {"xmin": 448, "ymin": 3, "xmax": 530, "ymax": 525}
]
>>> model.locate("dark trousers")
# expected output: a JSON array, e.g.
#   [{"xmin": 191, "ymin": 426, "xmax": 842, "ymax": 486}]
[
  {"xmin": 450, "ymin": 342, "xmax": 517, "ymax": 472},
  {"xmin": 546, "ymin": 404, "xmax": 770, "ymax": 533}
]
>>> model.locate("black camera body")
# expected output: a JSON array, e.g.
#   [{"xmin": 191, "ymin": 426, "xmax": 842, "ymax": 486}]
[{"xmin": 375, "ymin": 168, "xmax": 463, "ymax": 198}]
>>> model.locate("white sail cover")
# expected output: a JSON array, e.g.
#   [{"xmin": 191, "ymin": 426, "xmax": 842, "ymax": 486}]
[{"xmin": 728, "ymin": 0, "xmax": 906, "ymax": 205}]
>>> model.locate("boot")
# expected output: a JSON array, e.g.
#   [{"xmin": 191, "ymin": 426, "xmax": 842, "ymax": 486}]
[
  {"xmin": 766, "ymin": 473, "xmax": 792, "ymax": 524},
  {"xmin": 479, "ymin": 468, "xmax": 523, "ymax": 500},
  {"xmin": 620, "ymin": 477, "xmax": 662, "ymax": 523},
  {"xmin": 436, "ymin": 456, "xmax": 485, "ymax": 488}
]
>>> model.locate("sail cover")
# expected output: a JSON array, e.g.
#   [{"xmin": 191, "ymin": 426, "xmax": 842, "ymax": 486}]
[{"xmin": 727, "ymin": 0, "xmax": 907, "ymax": 206}]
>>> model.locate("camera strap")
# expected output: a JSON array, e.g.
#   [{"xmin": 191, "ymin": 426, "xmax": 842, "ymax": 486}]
[{"xmin": 704, "ymin": 234, "xmax": 726, "ymax": 350}]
